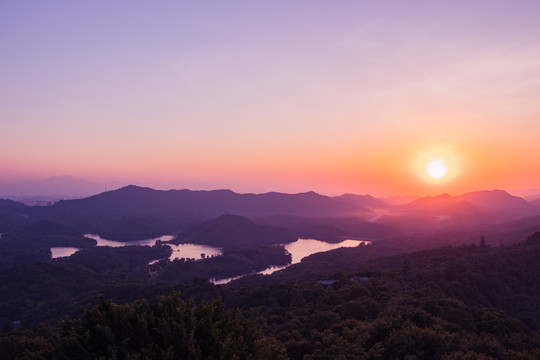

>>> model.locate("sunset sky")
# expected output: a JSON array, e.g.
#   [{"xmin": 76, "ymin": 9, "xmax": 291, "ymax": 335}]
[{"xmin": 1, "ymin": 1, "xmax": 540, "ymax": 197}]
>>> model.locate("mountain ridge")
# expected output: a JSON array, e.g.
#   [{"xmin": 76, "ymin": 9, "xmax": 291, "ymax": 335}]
[
  {"xmin": 401, "ymin": 189, "xmax": 534, "ymax": 212},
  {"xmin": 48, "ymin": 185, "xmax": 374, "ymax": 220},
  {"xmin": 1, "ymin": 185, "xmax": 539, "ymax": 241}
]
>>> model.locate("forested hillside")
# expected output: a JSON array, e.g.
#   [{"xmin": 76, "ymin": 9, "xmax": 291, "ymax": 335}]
[{"xmin": 2, "ymin": 233, "xmax": 540, "ymax": 359}]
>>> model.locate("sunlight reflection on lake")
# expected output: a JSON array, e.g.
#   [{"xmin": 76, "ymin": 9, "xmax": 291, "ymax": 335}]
[
  {"xmin": 50, "ymin": 235, "xmax": 369, "ymax": 282},
  {"xmin": 50, "ymin": 234, "xmax": 176, "ymax": 260},
  {"xmin": 149, "ymin": 243, "xmax": 223, "ymax": 265},
  {"xmin": 50, "ymin": 247, "xmax": 80, "ymax": 258},
  {"xmin": 83, "ymin": 234, "xmax": 222, "ymax": 263},
  {"xmin": 84, "ymin": 234, "xmax": 175, "ymax": 247},
  {"xmin": 210, "ymin": 238, "xmax": 372, "ymax": 284},
  {"xmin": 167, "ymin": 243, "xmax": 222, "ymax": 261},
  {"xmin": 285, "ymin": 239, "xmax": 370, "ymax": 264}
]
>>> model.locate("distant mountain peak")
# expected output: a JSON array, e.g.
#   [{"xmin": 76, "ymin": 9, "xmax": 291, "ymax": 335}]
[
  {"xmin": 118, "ymin": 185, "xmax": 152, "ymax": 191},
  {"xmin": 339, "ymin": 193, "xmax": 376, "ymax": 199},
  {"xmin": 462, "ymin": 189, "xmax": 510, "ymax": 196},
  {"xmin": 0, "ymin": 175, "xmax": 106, "ymax": 198},
  {"xmin": 401, "ymin": 189, "xmax": 534, "ymax": 215},
  {"xmin": 431, "ymin": 193, "xmax": 453, "ymax": 199},
  {"xmin": 458, "ymin": 189, "xmax": 532, "ymax": 211},
  {"xmin": 407, "ymin": 193, "xmax": 455, "ymax": 206},
  {"xmin": 334, "ymin": 193, "xmax": 389, "ymax": 208}
]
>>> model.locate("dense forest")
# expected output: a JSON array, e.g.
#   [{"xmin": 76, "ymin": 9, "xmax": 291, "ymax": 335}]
[{"xmin": 1, "ymin": 233, "xmax": 539, "ymax": 359}]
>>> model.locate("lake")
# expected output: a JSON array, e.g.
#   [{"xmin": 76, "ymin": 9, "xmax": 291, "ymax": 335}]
[
  {"xmin": 149, "ymin": 243, "xmax": 223, "ymax": 264},
  {"xmin": 285, "ymin": 238, "xmax": 370, "ymax": 264},
  {"xmin": 50, "ymin": 247, "xmax": 81, "ymax": 258},
  {"xmin": 84, "ymin": 234, "xmax": 175, "ymax": 247},
  {"xmin": 210, "ymin": 238, "xmax": 371, "ymax": 284},
  {"xmin": 50, "ymin": 235, "xmax": 371, "ymax": 282},
  {"xmin": 50, "ymin": 234, "xmax": 223, "ymax": 262},
  {"xmin": 167, "ymin": 243, "xmax": 222, "ymax": 261}
]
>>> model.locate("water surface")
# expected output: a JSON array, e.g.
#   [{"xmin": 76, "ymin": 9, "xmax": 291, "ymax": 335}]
[
  {"xmin": 210, "ymin": 238, "xmax": 371, "ymax": 284},
  {"xmin": 84, "ymin": 234, "xmax": 223, "ymax": 263},
  {"xmin": 84, "ymin": 234, "xmax": 175, "ymax": 247},
  {"xmin": 50, "ymin": 234, "xmax": 176, "ymax": 260},
  {"xmin": 167, "ymin": 243, "xmax": 222, "ymax": 261},
  {"xmin": 51, "ymin": 247, "xmax": 80, "ymax": 258},
  {"xmin": 50, "ymin": 235, "xmax": 369, "ymax": 282},
  {"xmin": 285, "ymin": 238, "xmax": 370, "ymax": 264}
]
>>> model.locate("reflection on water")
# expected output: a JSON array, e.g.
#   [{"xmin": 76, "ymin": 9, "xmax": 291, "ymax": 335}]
[
  {"xmin": 51, "ymin": 247, "xmax": 80, "ymax": 258},
  {"xmin": 211, "ymin": 275, "xmax": 244, "ymax": 285},
  {"xmin": 285, "ymin": 239, "xmax": 370, "ymax": 264},
  {"xmin": 49, "ymin": 234, "xmax": 176, "ymax": 260},
  {"xmin": 50, "ymin": 234, "xmax": 370, "ymax": 283},
  {"xmin": 84, "ymin": 234, "xmax": 175, "ymax": 247},
  {"xmin": 256, "ymin": 264, "xmax": 288, "ymax": 275},
  {"xmin": 84, "ymin": 234, "xmax": 222, "ymax": 263},
  {"xmin": 210, "ymin": 238, "xmax": 372, "ymax": 284},
  {"xmin": 49, "ymin": 234, "xmax": 223, "ymax": 264},
  {"xmin": 168, "ymin": 243, "xmax": 222, "ymax": 261},
  {"xmin": 149, "ymin": 243, "xmax": 223, "ymax": 264}
]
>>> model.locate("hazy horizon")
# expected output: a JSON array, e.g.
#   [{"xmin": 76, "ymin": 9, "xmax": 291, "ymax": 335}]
[{"xmin": 1, "ymin": 174, "xmax": 540, "ymax": 200}]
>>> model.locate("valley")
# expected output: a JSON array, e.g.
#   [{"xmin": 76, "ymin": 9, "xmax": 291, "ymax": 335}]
[{"xmin": 1, "ymin": 186, "xmax": 540, "ymax": 359}]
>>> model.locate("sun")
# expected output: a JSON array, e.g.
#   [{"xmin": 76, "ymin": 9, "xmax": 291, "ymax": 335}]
[
  {"xmin": 425, "ymin": 157, "xmax": 448, "ymax": 179},
  {"xmin": 414, "ymin": 147, "xmax": 459, "ymax": 185}
]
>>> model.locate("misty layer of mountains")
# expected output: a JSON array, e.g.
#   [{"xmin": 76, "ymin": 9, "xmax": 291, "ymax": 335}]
[
  {"xmin": 0, "ymin": 176, "xmax": 107, "ymax": 200},
  {"xmin": 2, "ymin": 184, "xmax": 540, "ymax": 245}
]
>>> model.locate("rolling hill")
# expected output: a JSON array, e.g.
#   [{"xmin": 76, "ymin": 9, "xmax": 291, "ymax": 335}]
[
  {"xmin": 396, "ymin": 190, "xmax": 538, "ymax": 221},
  {"xmin": 172, "ymin": 214, "xmax": 297, "ymax": 247}
]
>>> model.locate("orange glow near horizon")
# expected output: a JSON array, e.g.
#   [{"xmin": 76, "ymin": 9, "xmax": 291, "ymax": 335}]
[{"xmin": 1, "ymin": 133, "xmax": 539, "ymax": 198}]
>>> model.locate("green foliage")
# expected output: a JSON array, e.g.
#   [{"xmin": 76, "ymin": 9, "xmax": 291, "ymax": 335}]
[
  {"xmin": 156, "ymin": 245, "xmax": 291, "ymax": 283},
  {"xmin": 0, "ymin": 248, "xmax": 52, "ymax": 271},
  {"xmin": 0, "ymin": 328, "xmax": 53, "ymax": 360},
  {"xmin": 0, "ymin": 220, "xmax": 97, "ymax": 269},
  {"xmin": 0, "ymin": 199, "xmax": 32, "ymax": 233},
  {"xmin": 96, "ymin": 216, "xmax": 186, "ymax": 241},
  {"xmin": 173, "ymin": 214, "xmax": 297, "ymax": 247},
  {"xmin": 0, "ymin": 245, "xmax": 171, "ymax": 329},
  {"xmin": 2, "ymin": 233, "xmax": 540, "ymax": 359},
  {"xmin": 54, "ymin": 294, "xmax": 287, "ymax": 360}
]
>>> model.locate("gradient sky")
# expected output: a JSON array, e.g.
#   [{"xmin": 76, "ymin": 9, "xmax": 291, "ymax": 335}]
[{"xmin": 1, "ymin": 1, "xmax": 540, "ymax": 197}]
